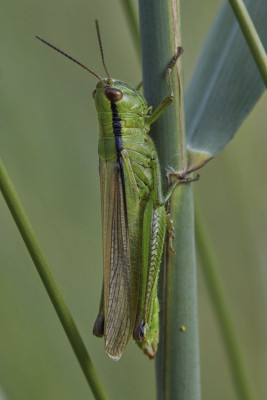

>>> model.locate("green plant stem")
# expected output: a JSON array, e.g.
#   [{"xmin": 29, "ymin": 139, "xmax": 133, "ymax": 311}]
[
  {"xmin": 229, "ymin": 0, "xmax": 267, "ymax": 86},
  {"xmin": 0, "ymin": 158, "xmax": 108, "ymax": 400},
  {"xmin": 195, "ymin": 203, "xmax": 255, "ymax": 400},
  {"xmin": 139, "ymin": 2, "xmax": 200, "ymax": 399}
]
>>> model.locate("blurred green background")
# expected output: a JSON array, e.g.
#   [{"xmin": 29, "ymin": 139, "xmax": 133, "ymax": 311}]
[{"xmin": 0, "ymin": 0, "xmax": 266, "ymax": 399}]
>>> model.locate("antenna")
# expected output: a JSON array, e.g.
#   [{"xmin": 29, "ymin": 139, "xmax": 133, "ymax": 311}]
[
  {"xmin": 35, "ymin": 35, "xmax": 102, "ymax": 81},
  {"xmin": 95, "ymin": 20, "xmax": 110, "ymax": 79}
]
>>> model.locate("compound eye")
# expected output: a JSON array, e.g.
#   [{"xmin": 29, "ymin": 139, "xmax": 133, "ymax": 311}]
[
  {"xmin": 104, "ymin": 87, "xmax": 123, "ymax": 102},
  {"xmin": 92, "ymin": 88, "xmax": 96, "ymax": 98}
]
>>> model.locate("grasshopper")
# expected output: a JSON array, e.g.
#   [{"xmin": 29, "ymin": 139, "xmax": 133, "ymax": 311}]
[{"xmin": 36, "ymin": 21, "xmax": 194, "ymax": 360}]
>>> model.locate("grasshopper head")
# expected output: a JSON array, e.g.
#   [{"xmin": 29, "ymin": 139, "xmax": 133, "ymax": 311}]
[{"xmin": 93, "ymin": 79, "xmax": 148, "ymax": 116}]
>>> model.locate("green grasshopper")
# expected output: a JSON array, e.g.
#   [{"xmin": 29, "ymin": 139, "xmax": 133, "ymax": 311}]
[{"xmin": 36, "ymin": 21, "xmax": 193, "ymax": 360}]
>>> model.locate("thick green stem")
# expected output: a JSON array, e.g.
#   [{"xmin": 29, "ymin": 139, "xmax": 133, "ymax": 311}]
[
  {"xmin": 229, "ymin": 0, "xmax": 267, "ymax": 86},
  {"xmin": 0, "ymin": 158, "xmax": 108, "ymax": 400},
  {"xmin": 195, "ymin": 204, "xmax": 255, "ymax": 400},
  {"xmin": 139, "ymin": 2, "xmax": 201, "ymax": 399}
]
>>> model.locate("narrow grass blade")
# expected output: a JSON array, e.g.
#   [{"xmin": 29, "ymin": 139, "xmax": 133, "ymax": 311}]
[
  {"xmin": 119, "ymin": 0, "xmax": 140, "ymax": 58},
  {"xmin": 195, "ymin": 204, "xmax": 255, "ymax": 400},
  {"xmin": 0, "ymin": 158, "xmax": 108, "ymax": 400},
  {"xmin": 229, "ymin": 0, "xmax": 267, "ymax": 85}
]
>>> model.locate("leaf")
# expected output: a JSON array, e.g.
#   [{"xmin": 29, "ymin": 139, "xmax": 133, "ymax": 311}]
[{"xmin": 185, "ymin": 0, "xmax": 267, "ymax": 158}]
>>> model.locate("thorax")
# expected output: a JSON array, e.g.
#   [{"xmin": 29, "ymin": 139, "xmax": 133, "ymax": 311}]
[{"xmin": 98, "ymin": 111, "xmax": 149, "ymax": 160}]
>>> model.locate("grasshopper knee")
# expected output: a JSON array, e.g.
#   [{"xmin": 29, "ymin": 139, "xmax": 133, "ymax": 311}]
[
  {"xmin": 133, "ymin": 320, "xmax": 146, "ymax": 342},
  {"xmin": 93, "ymin": 313, "xmax": 105, "ymax": 337}
]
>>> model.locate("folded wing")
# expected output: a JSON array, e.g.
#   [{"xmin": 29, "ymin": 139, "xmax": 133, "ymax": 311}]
[{"xmin": 99, "ymin": 157, "xmax": 134, "ymax": 360}]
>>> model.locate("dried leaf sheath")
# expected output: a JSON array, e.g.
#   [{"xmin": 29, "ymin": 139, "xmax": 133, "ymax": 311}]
[{"xmin": 99, "ymin": 158, "xmax": 134, "ymax": 360}]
